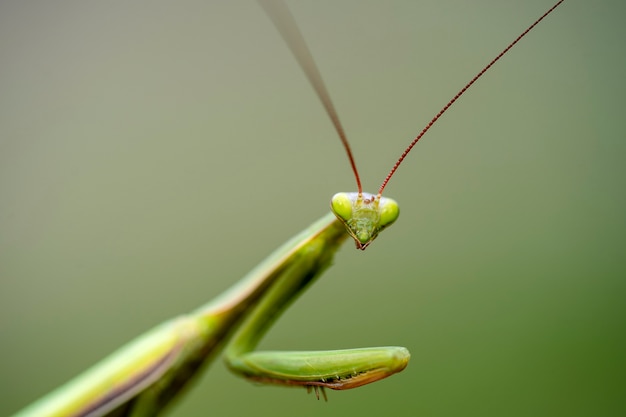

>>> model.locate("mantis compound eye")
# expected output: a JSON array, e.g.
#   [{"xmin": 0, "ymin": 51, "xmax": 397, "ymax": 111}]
[
  {"xmin": 379, "ymin": 197, "xmax": 400, "ymax": 228},
  {"xmin": 330, "ymin": 192, "xmax": 353, "ymax": 223}
]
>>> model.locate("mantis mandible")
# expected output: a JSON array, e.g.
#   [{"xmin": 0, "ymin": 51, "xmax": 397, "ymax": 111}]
[{"xmin": 12, "ymin": 1, "xmax": 565, "ymax": 416}]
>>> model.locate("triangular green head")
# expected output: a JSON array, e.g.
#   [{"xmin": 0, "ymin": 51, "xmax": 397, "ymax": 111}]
[{"xmin": 330, "ymin": 192, "xmax": 399, "ymax": 250}]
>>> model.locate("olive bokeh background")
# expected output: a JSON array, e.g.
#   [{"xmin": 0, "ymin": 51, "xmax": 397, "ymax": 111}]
[{"xmin": 2, "ymin": 1, "xmax": 624, "ymax": 416}]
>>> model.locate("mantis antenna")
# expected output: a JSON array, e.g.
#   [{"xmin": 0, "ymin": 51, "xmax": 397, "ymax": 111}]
[
  {"xmin": 260, "ymin": 0, "xmax": 565, "ymax": 249},
  {"xmin": 258, "ymin": 0, "xmax": 363, "ymax": 194},
  {"xmin": 378, "ymin": 0, "xmax": 565, "ymax": 195}
]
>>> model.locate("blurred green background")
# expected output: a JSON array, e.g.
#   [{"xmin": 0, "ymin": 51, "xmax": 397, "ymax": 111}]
[{"xmin": 1, "ymin": 1, "xmax": 624, "ymax": 416}]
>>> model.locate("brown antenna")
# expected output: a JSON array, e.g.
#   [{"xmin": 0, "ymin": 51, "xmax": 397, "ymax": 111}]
[
  {"xmin": 258, "ymin": 0, "xmax": 363, "ymax": 194},
  {"xmin": 378, "ymin": 0, "xmax": 565, "ymax": 196}
]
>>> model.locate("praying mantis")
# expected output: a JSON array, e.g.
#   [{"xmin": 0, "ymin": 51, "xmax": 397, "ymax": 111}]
[{"xmin": 2, "ymin": 2, "xmax": 576, "ymax": 413}]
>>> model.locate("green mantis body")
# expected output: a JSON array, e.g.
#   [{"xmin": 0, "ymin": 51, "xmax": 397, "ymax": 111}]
[
  {"xmin": 15, "ymin": 213, "xmax": 408, "ymax": 416},
  {"xmin": 16, "ymin": 202, "xmax": 407, "ymax": 416},
  {"xmin": 8, "ymin": 1, "xmax": 566, "ymax": 416}
]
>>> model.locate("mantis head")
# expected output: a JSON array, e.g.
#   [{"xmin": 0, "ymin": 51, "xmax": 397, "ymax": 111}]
[{"xmin": 331, "ymin": 192, "xmax": 399, "ymax": 250}]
